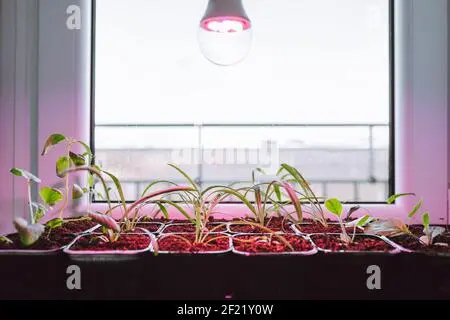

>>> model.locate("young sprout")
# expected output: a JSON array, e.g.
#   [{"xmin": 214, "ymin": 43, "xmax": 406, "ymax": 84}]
[
  {"xmin": 325, "ymin": 198, "xmax": 371, "ymax": 244},
  {"xmin": 8, "ymin": 168, "xmax": 64, "ymax": 246},
  {"xmin": 277, "ymin": 163, "xmax": 328, "ymax": 227},
  {"xmin": 365, "ymin": 193, "xmax": 428, "ymax": 239},
  {"xmin": 153, "ymin": 163, "xmax": 230, "ymax": 244},
  {"xmin": 10, "ymin": 168, "xmax": 42, "ymax": 224},
  {"xmin": 149, "ymin": 165, "xmax": 291, "ymax": 250},
  {"xmin": 41, "ymin": 133, "xmax": 93, "ymax": 219},
  {"xmin": 419, "ymin": 212, "xmax": 445, "ymax": 246},
  {"xmin": 61, "ymin": 165, "xmax": 117, "ymax": 242},
  {"xmin": 215, "ymin": 181, "xmax": 288, "ymax": 231},
  {"xmin": 63, "ymin": 165, "xmax": 195, "ymax": 242}
]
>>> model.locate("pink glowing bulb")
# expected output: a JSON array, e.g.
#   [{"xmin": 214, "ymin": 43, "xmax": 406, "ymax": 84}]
[{"xmin": 198, "ymin": 0, "xmax": 253, "ymax": 66}]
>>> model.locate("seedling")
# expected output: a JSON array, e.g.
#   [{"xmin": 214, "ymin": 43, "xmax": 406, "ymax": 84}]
[
  {"xmin": 216, "ymin": 182, "xmax": 288, "ymax": 231},
  {"xmin": 62, "ymin": 165, "xmax": 194, "ymax": 242},
  {"xmin": 41, "ymin": 133, "xmax": 93, "ymax": 219},
  {"xmin": 154, "ymin": 164, "xmax": 230, "ymax": 244},
  {"xmin": 325, "ymin": 198, "xmax": 371, "ymax": 244},
  {"xmin": 10, "ymin": 168, "xmax": 43, "ymax": 224},
  {"xmin": 7, "ymin": 168, "xmax": 64, "ymax": 246},
  {"xmin": 365, "ymin": 193, "xmax": 445, "ymax": 247},
  {"xmin": 277, "ymin": 163, "xmax": 328, "ymax": 226},
  {"xmin": 420, "ymin": 212, "xmax": 446, "ymax": 246}
]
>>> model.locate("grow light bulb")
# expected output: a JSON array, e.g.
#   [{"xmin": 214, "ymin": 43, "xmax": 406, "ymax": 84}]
[{"xmin": 198, "ymin": 0, "xmax": 253, "ymax": 66}]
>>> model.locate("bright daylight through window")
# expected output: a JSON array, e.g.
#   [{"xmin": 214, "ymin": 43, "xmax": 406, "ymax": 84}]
[{"xmin": 94, "ymin": 0, "xmax": 391, "ymax": 202}]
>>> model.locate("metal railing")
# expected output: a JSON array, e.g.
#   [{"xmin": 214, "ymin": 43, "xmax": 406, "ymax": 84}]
[{"xmin": 95, "ymin": 123, "xmax": 390, "ymax": 201}]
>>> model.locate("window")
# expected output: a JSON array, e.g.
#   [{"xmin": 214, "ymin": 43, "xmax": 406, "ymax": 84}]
[
  {"xmin": 93, "ymin": 0, "xmax": 392, "ymax": 202},
  {"xmin": 1, "ymin": 0, "xmax": 446, "ymax": 225}
]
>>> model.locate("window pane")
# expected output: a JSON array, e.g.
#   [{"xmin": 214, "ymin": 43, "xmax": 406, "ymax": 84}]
[{"xmin": 94, "ymin": 0, "xmax": 391, "ymax": 202}]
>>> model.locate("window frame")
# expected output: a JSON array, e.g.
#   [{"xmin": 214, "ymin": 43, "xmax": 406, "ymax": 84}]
[
  {"xmin": 91, "ymin": 0, "xmax": 395, "ymax": 205},
  {"xmin": 1, "ymin": 0, "xmax": 447, "ymax": 228},
  {"xmin": 88, "ymin": 0, "xmax": 447, "ymax": 223}
]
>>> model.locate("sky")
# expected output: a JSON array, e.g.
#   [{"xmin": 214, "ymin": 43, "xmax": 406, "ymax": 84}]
[{"xmin": 94, "ymin": 0, "xmax": 390, "ymax": 149}]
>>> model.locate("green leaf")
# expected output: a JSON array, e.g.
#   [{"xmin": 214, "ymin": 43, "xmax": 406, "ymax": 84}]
[
  {"xmin": 46, "ymin": 218, "xmax": 64, "ymax": 229},
  {"xmin": 158, "ymin": 200, "xmax": 195, "ymax": 223},
  {"xmin": 39, "ymin": 187, "xmax": 63, "ymax": 206},
  {"xmin": 386, "ymin": 193, "xmax": 415, "ymax": 204},
  {"xmin": 422, "ymin": 212, "xmax": 430, "ymax": 229},
  {"xmin": 325, "ymin": 198, "xmax": 343, "ymax": 217},
  {"xmin": 72, "ymin": 184, "xmax": 85, "ymax": 200},
  {"xmin": 32, "ymin": 203, "xmax": 48, "ymax": 224},
  {"xmin": 356, "ymin": 215, "xmax": 371, "ymax": 227},
  {"xmin": 215, "ymin": 188, "xmax": 257, "ymax": 216},
  {"xmin": 69, "ymin": 152, "xmax": 86, "ymax": 167},
  {"xmin": 408, "ymin": 199, "xmax": 423, "ymax": 218},
  {"xmin": 0, "ymin": 236, "xmax": 13, "ymax": 245},
  {"xmin": 273, "ymin": 183, "xmax": 282, "ymax": 202},
  {"xmin": 76, "ymin": 140, "xmax": 92, "ymax": 161},
  {"xmin": 156, "ymin": 203, "xmax": 170, "ymax": 219},
  {"xmin": 34, "ymin": 207, "xmax": 45, "ymax": 223},
  {"xmin": 10, "ymin": 168, "xmax": 41, "ymax": 183},
  {"xmin": 88, "ymin": 174, "xmax": 95, "ymax": 188},
  {"xmin": 56, "ymin": 156, "xmax": 72, "ymax": 178},
  {"xmin": 101, "ymin": 170, "xmax": 127, "ymax": 213},
  {"xmin": 278, "ymin": 163, "xmax": 324, "ymax": 221},
  {"xmin": 31, "ymin": 202, "xmax": 48, "ymax": 214},
  {"xmin": 41, "ymin": 134, "xmax": 66, "ymax": 156},
  {"xmin": 168, "ymin": 163, "xmax": 200, "ymax": 193}
]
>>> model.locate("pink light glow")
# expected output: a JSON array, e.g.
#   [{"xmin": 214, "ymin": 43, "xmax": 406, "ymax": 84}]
[{"xmin": 200, "ymin": 16, "xmax": 251, "ymax": 33}]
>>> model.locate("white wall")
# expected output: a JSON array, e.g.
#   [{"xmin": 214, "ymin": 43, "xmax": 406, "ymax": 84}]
[
  {"xmin": 0, "ymin": 0, "xmax": 40, "ymax": 234},
  {"xmin": 0, "ymin": 0, "xmax": 91, "ymax": 234}
]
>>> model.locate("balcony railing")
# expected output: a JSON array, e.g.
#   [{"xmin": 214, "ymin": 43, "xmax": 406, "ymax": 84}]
[{"xmin": 94, "ymin": 123, "xmax": 390, "ymax": 202}]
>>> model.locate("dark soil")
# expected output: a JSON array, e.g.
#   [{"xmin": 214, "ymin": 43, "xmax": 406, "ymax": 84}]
[
  {"xmin": 229, "ymin": 217, "xmax": 294, "ymax": 234},
  {"xmin": 158, "ymin": 233, "xmax": 230, "ymax": 253},
  {"xmin": 106, "ymin": 225, "xmax": 147, "ymax": 234},
  {"xmin": 121, "ymin": 223, "xmax": 163, "ymax": 233},
  {"xmin": 0, "ymin": 232, "xmax": 76, "ymax": 251},
  {"xmin": 169, "ymin": 218, "xmax": 229, "ymax": 224},
  {"xmin": 58, "ymin": 218, "xmax": 98, "ymax": 234},
  {"xmin": 310, "ymin": 234, "xmax": 395, "ymax": 252},
  {"xmin": 233, "ymin": 234, "xmax": 314, "ymax": 253},
  {"xmin": 162, "ymin": 223, "xmax": 228, "ymax": 233},
  {"xmin": 389, "ymin": 234, "xmax": 450, "ymax": 253},
  {"xmin": 408, "ymin": 225, "xmax": 425, "ymax": 235},
  {"xmin": 294, "ymin": 223, "xmax": 363, "ymax": 234},
  {"xmin": 135, "ymin": 223, "xmax": 162, "ymax": 232},
  {"xmin": 139, "ymin": 216, "xmax": 172, "ymax": 224},
  {"xmin": 169, "ymin": 219, "xmax": 192, "ymax": 224},
  {"xmin": 406, "ymin": 224, "xmax": 449, "ymax": 236},
  {"xmin": 70, "ymin": 233, "xmax": 151, "ymax": 251},
  {"xmin": 206, "ymin": 223, "xmax": 228, "ymax": 232}
]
